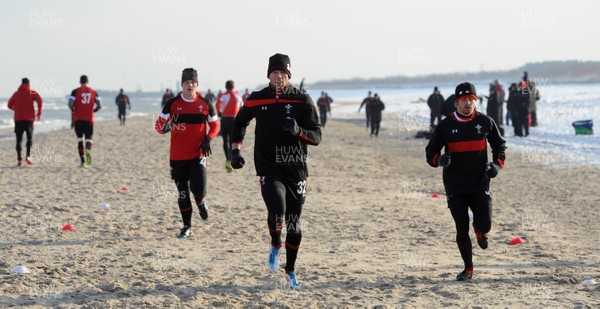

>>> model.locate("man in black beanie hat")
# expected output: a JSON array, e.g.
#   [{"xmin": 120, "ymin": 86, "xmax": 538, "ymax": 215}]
[
  {"xmin": 425, "ymin": 82, "xmax": 506, "ymax": 282},
  {"xmin": 231, "ymin": 53, "xmax": 321, "ymax": 288},
  {"xmin": 155, "ymin": 67, "xmax": 220, "ymax": 239}
]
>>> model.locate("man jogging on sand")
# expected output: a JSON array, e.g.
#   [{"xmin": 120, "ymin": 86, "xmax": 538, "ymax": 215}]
[
  {"xmin": 155, "ymin": 68, "xmax": 220, "ymax": 239},
  {"xmin": 426, "ymin": 82, "xmax": 506, "ymax": 281},
  {"xmin": 7, "ymin": 78, "xmax": 43, "ymax": 167},
  {"xmin": 231, "ymin": 53, "xmax": 321, "ymax": 288},
  {"xmin": 215, "ymin": 80, "xmax": 243, "ymax": 172},
  {"xmin": 69, "ymin": 75, "xmax": 102, "ymax": 168}
]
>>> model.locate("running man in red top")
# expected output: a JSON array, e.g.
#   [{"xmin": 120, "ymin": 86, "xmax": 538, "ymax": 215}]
[
  {"xmin": 7, "ymin": 78, "xmax": 43, "ymax": 167},
  {"xmin": 155, "ymin": 68, "xmax": 220, "ymax": 239},
  {"xmin": 69, "ymin": 75, "xmax": 102, "ymax": 168},
  {"xmin": 215, "ymin": 80, "xmax": 243, "ymax": 172}
]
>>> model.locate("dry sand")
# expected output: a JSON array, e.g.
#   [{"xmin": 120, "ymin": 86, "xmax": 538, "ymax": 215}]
[{"xmin": 0, "ymin": 113, "xmax": 599, "ymax": 308}]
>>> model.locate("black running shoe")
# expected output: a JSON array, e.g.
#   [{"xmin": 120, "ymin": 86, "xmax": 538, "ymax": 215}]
[
  {"xmin": 474, "ymin": 228, "xmax": 488, "ymax": 250},
  {"xmin": 456, "ymin": 268, "xmax": 473, "ymax": 281},
  {"xmin": 198, "ymin": 203, "xmax": 208, "ymax": 220}
]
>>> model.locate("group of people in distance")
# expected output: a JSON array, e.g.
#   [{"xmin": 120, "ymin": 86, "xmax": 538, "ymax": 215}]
[
  {"xmin": 6, "ymin": 52, "xmax": 510, "ymax": 286},
  {"xmin": 427, "ymin": 71, "xmax": 541, "ymax": 138},
  {"xmin": 358, "ymin": 91, "xmax": 385, "ymax": 137}
]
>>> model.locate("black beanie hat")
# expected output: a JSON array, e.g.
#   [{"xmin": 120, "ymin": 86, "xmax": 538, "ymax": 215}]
[
  {"xmin": 181, "ymin": 68, "xmax": 198, "ymax": 84},
  {"xmin": 267, "ymin": 53, "xmax": 291, "ymax": 78},
  {"xmin": 455, "ymin": 82, "xmax": 477, "ymax": 101},
  {"xmin": 22, "ymin": 78, "xmax": 30, "ymax": 84},
  {"xmin": 80, "ymin": 75, "xmax": 88, "ymax": 84},
  {"xmin": 225, "ymin": 80, "xmax": 234, "ymax": 90}
]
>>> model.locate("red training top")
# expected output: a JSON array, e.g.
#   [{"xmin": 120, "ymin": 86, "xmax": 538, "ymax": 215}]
[
  {"xmin": 7, "ymin": 83, "xmax": 43, "ymax": 122},
  {"xmin": 155, "ymin": 93, "xmax": 220, "ymax": 160}
]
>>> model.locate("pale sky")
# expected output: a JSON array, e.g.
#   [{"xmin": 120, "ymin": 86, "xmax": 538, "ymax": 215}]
[{"xmin": 1, "ymin": 0, "xmax": 598, "ymax": 97}]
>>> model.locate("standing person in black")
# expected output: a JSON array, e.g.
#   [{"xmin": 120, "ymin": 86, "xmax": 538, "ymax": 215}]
[
  {"xmin": 316, "ymin": 91, "xmax": 331, "ymax": 127},
  {"xmin": 369, "ymin": 93, "xmax": 385, "ymax": 137},
  {"xmin": 486, "ymin": 84, "xmax": 500, "ymax": 125},
  {"xmin": 516, "ymin": 81, "xmax": 531, "ymax": 137},
  {"xmin": 115, "ymin": 88, "xmax": 131, "ymax": 126},
  {"xmin": 231, "ymin": 53, "xmax": 321, "ymax": 288},
  {"xmin": 161, "ymin": 89, "xmax": 174, "ymax": 108},
  {"xmin": 358, "ymin": 91, "xmax": 374, "ymax": 129},
  {"xmin": 427, "ymin": 86, "xmax": 445, "ymax": 128},
  {"xmin": 506, "ymin": 83, "xmax": 521, "ymax": 136},
  {"xmin": 426, "ymin": 82, "xmax": 506, "ymax": 282}
]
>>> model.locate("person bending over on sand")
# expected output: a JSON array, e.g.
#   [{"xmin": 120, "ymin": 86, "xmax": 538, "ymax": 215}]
[
  {"xmin": 115, "ymin": 88, "xmax": 131, "ymax": 126},
  {"xmin": 7, "ymin": 78, "xmax": 43, "ymax": 167},
  {"xmin": 425, "ymin": 82, "xmax": 506, "ymax": 281},
  {"xmin": 358, "ymin": 90, "xmax": 374, "ymax": 129},
  {"xmin": 154, "ymin": 68, "xmax": 220, "ymax": 239},
  {"xmin": 69, "ymin": 75, "xmax": 102, "ymax": 168},
  {"xmin": 215, "ymin": 80, "xmax": 243, "ymax": 173},
  {"xmin": 369, "ymin": 93, "xmax": 385, "ymax": 137},
  {"xmin": 230, "ymin": 53, "xmax": 321, "ymax": 288}
]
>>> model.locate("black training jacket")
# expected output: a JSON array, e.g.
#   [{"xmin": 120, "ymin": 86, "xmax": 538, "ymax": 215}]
[
  {"xmin": 232, "ymin": 85, "xmax": 321, "ymax": 182},
  {"xmin": 425, "ymin": 110, "xmax": 506, "ymax": 195}
]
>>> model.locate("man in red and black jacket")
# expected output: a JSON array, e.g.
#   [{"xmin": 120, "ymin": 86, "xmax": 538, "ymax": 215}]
[
  {"xmin": 69, "ymin": 75, "xmax": 102, "ymax": 168},
  {"xmin": 231, "ymin": 53, "xmax": 321, "ymax": 288},
  {"xmin": 155, "ymin": 68, "xmax": 220, "ymax": 239},
  {"xmin": 426, "ymin": 82, "xmax": 506, "ymax": 282},
  {"xmin": 215, "ymin": 80, "xmax": 244, "ymax": 172},
  {"xmin": 7, "ymin": 78, "xmax": 43, "ymax": 167}
]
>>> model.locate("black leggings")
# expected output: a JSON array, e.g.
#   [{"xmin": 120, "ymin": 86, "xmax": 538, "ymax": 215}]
[
  {"xmin": 448, "ymin": 193, "xmax": 492, "ymax": 268},
  {"xmin": 74, "ymin": 121, "xmax": 94, "ymax": 163},
  {"xmin": 118, "ymin": 107, "xmax": 127, "ymax": 124},
  {"xmin": 170, "ymin": 158, "xmax": 207, "ymax": 227},
  {"xmin": 15, "ymin": 121, "xmax": 33, "ymax": 160},
  {"xmin": 319, "ymin": 107, "xmax": 328, "ymax": 127},
  {"xmin": 260, "ymin": 176, "xmax": 306, "ymax": 272},
  {"xmin": 220, "ymin": 117, "xmax": 234, "ymax": 161}
]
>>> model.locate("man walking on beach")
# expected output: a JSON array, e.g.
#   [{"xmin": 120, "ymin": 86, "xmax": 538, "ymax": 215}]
[
  {"xmin": 358, "ymin": 90, "xmax": 373, "ymax": 129},
  {"xmin": 425, "ymin": 82, "xmax": 506, "ymax": 281},
  {"xmin": 231, "ymin": 53, "xmax": 322, "ymax": 288},
  {"xmin": 215, "ymin": 80, "xmax": 243, "ymax": 173},
  {"xmin": 369, "ymin": 93, "xmax": 385, "ymax": 137},
  {"xmin": 316, "ymin": 91, "xmax": 331, "ymax": 127},
  {"xmin": 155, "ymin": 68, "xmax": 220, "ymax": 239},
  {"xmin": 7, "ymin": 78, "xmax": 43, "ymax": 167},
  {"xmin": 115, "ymin": 88, "xmax": 131, "ymax": 126},
  {"xmin": 69, "ymin": 75, "xmax": 102, "ymax": 168},
  {"xmin": 427, "ymin": 86, "xmax": 444, "ymax": 128}
]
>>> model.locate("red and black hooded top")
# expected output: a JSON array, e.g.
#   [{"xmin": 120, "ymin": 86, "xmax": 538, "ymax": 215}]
[{"xmin": 8, "ymin": 84, "xmax": 43, "ymax": 122}]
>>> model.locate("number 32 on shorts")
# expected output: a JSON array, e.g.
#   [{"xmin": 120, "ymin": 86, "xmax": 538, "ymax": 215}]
[{"xmin": 296, "ymin": 180, "xmax": 307, "ymax": 197}]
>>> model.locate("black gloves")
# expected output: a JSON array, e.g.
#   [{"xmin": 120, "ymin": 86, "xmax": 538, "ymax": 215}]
[
  {"xmin": 231, "ymin": 149, "xmax": 245, "ymax": 169},
  {"xmin": 200, "ymin": 137, "xmax": 211, "ymax": 157},
  {"xmin": 486, "ymin": 162, "xmax": 500, "ymax": 178},
  {"xmin": 282, "ymin": 117, "xmax": 300, "ymax": 136},
  {"xmin": 437, "ymin": 154, "xmax": 451, "ymax": 167},
  {"xmin": 161, "ymin": 122, "xmax": 172, "ymax": 134}
]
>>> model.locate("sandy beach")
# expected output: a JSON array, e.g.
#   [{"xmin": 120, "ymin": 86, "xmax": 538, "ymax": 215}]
[{"xmin": 0, "ymin": 112, "xmax": 599, "ymax": 308}]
